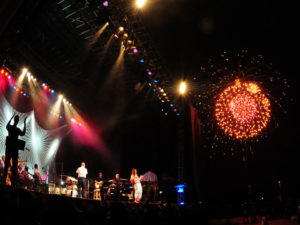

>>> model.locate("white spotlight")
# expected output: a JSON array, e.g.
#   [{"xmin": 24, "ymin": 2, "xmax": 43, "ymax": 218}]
[
  {"xmin": 136, "ymin": 0, "xmax": 146, "ymax": 8},
  {"xmin": 179, "ymin": 81, "xmax": 187, "ymax": 95}
]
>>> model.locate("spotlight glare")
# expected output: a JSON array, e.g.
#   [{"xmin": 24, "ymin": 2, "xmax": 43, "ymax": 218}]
[
  {"xmin": 103, "ymin": 1, "xmax": 108, "ymax": 7},
  {"xmin": 133, "ymin": 48, "xmax": 138, "ymax": 54},
  {"xmin": 136, "ymin": 0, "xmax": 146, "ymax": 8},
  {"xmin": 179, "ymin": 81, "xmax": 187, "ymax": 95}
]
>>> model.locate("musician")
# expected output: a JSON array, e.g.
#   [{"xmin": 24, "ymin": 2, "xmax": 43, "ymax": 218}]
[
  {"xmin": 3, "ymin": 113, "xmax": 27, "ymax": 186},
  {"xmin": 33, "ymin": 164, "xmax": 41, "ymax": 181},
  {"xmin": 0, "ymin": 155, "xmax": 5, "ymax": 169},
  {"xmin": 94, "ymin": 172, "xmax": 104, "ymax": 187},
  {"xmin": 94, "ymin": 172, "xmax": 104, "ymax": 200},
  {"xmin": 76, "ymin": 162, "xmax": 88, "ymax": 198},
  {"xmin": 130, "ymin": 169, "xmax": 143, "ymax": 203},
  {"xmin": 20, "ymin": 166, "xmax": 33, "ymax": 189},
  {"xmin": 33, "ymin": 164, "xmax": 41, "ymax": 191},
  {"xmin": 141, "ymin": 171, "xmax": 158, "ymax": 203},
  {"xmin": 0, "ymin": 155, "xmax": 5, "ymax": 180},
  {"xmin": 107, "ymin": 173, "xmax": 124, "ymax": 200},
  {"xmin": 112, "ymin": 173, "xmax": 121, "ymax": 185},
  {"xmin": 23, "ymin": 166, "xmax": 32, "ymax": 181}
]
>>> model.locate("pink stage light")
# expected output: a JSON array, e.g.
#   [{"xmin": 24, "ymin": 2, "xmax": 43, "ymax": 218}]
[{"xmin": 103, "ymin": 1, "xmax": 108, "ymax": 7}]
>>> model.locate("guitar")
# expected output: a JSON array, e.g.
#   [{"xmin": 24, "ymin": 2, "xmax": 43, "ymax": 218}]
[{"xmin": 94, "ymin": 180, "xmax": 103, "ymax": 189}]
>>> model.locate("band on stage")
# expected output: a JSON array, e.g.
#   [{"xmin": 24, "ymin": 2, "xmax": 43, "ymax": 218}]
[
  {"xmin": 0, "ymin": 157, "xmax": 159, "ymax": 203},
  {"xmin": 0, "ymin": 114, "xmax": 159, "ymax": 203}
]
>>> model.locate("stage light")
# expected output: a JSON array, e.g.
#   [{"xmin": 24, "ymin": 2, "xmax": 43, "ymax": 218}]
[
  {"xmin": 170, "ymin": 104, "xmax": 174, "ymax": 107},
  {"xmin": 23, "ymin": 93, "xmax": 27, "ymax": 96},
  {"xmin": 154, "ymin": 80, "xmax": 158, "ymax": 83},
  {"xmin": 16, "ymin": 68, "xmax": 28, "ymax": 87},
  {"xmin": 42, "ymin": 83, "xmax": 45, "ymax": 87},
  {"xmin": 147, "ymin": 69, "xmax": 152, "ymax": 76},
  {"xmin": 51, "ymin": 90, "xmax": 55, "ymax": 94},
  {"xmin": 140, "ymin": 59, "xmax": 144, "ymax": 63},
  {"xmin": 133, "ymin": 48, "xmax": 138, "ymax": 54},
  {"xmin": 136, "ymin": 0, "xmax": 146, "ymax": 8},
  {"xmin": 103, "ymin": 1, "xmax": 108, "ymax": 7},
  {"xmin": 179, "ymin": 81, "xmax": 187, "ymax": 95},
  {"xmin": 0, "ymin": 69, "xmax": 4, "ymax": 74},
  {"xmin": 118, "ymin": 26, "xmax": 124, "ymax": 33}
]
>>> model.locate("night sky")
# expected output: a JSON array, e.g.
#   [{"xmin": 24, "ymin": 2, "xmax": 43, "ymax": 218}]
[
  {"xmin": 1, "ymin": 0, "xmax": 299, "ymax": 205},
  {"xmin": 59, "ymin": 0, "xmax": 299, "ymax": 203},
  {"xmin": 137, "ymin": 0, "xmax": 299, "ymax": 204}
]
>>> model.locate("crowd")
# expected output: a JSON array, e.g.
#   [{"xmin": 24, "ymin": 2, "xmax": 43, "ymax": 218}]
[{"xmin": 0, "ymin": 184, "xmax": 208, "ymax": 225}]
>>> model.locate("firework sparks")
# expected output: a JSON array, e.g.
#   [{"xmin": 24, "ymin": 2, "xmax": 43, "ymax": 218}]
[
  {"xmin": 215, "ymin": 79, "xmax": 271, "ymax": 139},
  {"xmin": 190, "ymin": 50, "xmax": 290, "ymax": 159}
]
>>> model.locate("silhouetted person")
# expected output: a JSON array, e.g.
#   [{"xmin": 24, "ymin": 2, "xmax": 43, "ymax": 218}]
[{"xmin": 3, "ymin": 113, "xmax": 27, "ymax": 186}]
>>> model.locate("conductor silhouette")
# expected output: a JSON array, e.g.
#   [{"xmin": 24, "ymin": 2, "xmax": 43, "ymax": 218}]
[{"xmin": 3, "ymin": 113, "xmax": 27, "ymax": 187}]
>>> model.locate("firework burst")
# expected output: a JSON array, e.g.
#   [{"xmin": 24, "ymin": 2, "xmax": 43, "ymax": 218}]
[
  {"xmin": 191, "ymin": 50, "xmax": 290, "ymax": 160},
  {"xmin": 215, "ymin": 78, "xmax": 271, "ymax": 139}
]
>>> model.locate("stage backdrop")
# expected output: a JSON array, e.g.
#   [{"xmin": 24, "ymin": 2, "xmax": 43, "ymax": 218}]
[{"xmin": 0, "ymin": 92, "xmax": 67, "ymax": 180}]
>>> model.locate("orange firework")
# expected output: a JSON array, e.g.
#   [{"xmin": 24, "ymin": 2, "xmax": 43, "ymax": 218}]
[{"xmin": 215, "ymin": 79, "xmax": 271, "ymax": 139}]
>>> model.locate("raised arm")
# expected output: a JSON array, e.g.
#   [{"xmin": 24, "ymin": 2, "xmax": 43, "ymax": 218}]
[
  {"xmin": 21, "ymin": 117, "xmax": 27, "ymax": 136},
  {"xmin": 6, "ymin": 113, "xmax": 16, "ymax": 130}
]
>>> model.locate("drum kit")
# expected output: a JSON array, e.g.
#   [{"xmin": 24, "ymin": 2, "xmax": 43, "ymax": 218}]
[
  {"xmin": 48, "ymin": 175, "xmax": 134, "ymax": 201},
  {"xmin": 48, "ymin": 175, "xmax": 79, "ymax": 198},
  {"xmin": 105, "ymin": 178, "xmax": 133, "ymax": 201}
]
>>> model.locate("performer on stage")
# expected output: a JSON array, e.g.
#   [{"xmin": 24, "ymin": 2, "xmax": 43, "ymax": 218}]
[
  {"xmin": 141, "ymin": 170, "xmax": 158, "ymax": 203},
  {"xmin": 3, "ymin": 113, "xmax": 27, "ymax": 186},
  {"xmin": 0, "ymin": 155, "xmax": 5, "ymax": 181},
  {"xmin": 130, "ymin": 168, "xmax": 143, "ymax": 203},
  {"xmin": 94, "ymin": 172, "xmax": 104, "ymax": 200},
  {"xmin": 20, "ymin": 166, "xmax": 33, "ymax": 190},
  {"xmin": 94, "ymin": 172, "xmax": 104, "ymax": 188},
  {"xmin": 76, "ymin": 162, "xmax": 88, "ymax": 198},
  {"xmin": 33, "ymin": 164, "xmax": 41, "ymax": 191}
]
